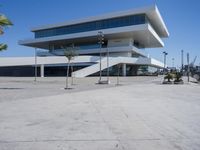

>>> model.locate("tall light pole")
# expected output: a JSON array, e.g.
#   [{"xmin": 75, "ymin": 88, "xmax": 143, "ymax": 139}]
[
  {"xmin": 163, "ymin": 51, "xmax": 168, "ymax": 73},
  {"xmin": 187, "ymin": 52, "xmax": 190, "ymax": 82},
  {"xmin": 181, "ymin": 50, "xmax": 184, "ymax": 72},
  {"xmin": 172, "ymin": 58, "xmax": 175, "ymax": 68},
  {"xmin": 106, "ymin": 47, "xmax": 110, "ymax": 84},
  {"xmin": 98, "ymin": 31, "xmax": 104, "ymax": 83},
  {"xmin": 34, "ymin": 48, "xmax": 37, "ymax": 82}
]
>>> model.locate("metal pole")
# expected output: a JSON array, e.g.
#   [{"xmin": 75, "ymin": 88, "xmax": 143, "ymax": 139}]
[
  {"xmin": 99, "ymin": 40, "xmax": 102, "ymax": 82},
  {"xmin": 34, "ymin": 48, "xmax": 37, "ymax": 82},
  {"xmin": 164, "ymin": 54, "xmax": 166, "ymax": 68},
  {"xmin": 98, "ymin": 31, "xmax": 104, "ymax": 83},
  {"xmin": 117, "ymin": 64, "xmax": 120, "ymax": 85},
  {"xmin": 172, "ymin": 58, "xmax": 174, "ymax": 68},
  {"xmin": 107, "ymin": 47, "xmax": 110, "ymax": 83},
  {"xmin": 163, "ymin": 51, "xmax": 168, "ymax": 73},
  {"xmin": 187, "ymin": 53, "xmax": 190, "ymax": 82},
  {"xmin": 181, "ymin": 50, "xmax": 184, "ymax": 71}
]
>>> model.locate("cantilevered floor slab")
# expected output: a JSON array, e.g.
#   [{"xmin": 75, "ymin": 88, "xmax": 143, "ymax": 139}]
[{"xmin": 19, "ymin": 23, "xmax": 164, "ymax": 50}]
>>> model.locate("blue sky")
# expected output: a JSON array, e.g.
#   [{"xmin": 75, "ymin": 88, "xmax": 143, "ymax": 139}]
[{"xmin": 1, "ymin": 0, "xmax": 200, "ymax": 67}]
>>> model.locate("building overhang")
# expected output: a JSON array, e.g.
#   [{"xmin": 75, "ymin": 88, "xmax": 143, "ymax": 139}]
[
  {"xmin": 136, "ymin": 57, "xmax": 164, "ymax": 68},
  {"xmin": 19, "ymin": 23, "xmax": 164, "ymax": 50},
  {"xmin": 0, "ymin": 56, "xmax": 99, "ymax": 67},
  {"xmin": 31, "ymin": 5, "xmax": 169, "ymax": 38},
  {"xmin": 39, "ymin": 46, "xmax": 147, "ymax": 57},
  {"xmin": 0, "ymin": 56, "xmax": 164, "ymax": 69}
]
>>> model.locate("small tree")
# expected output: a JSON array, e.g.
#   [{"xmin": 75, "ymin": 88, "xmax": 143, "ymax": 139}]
[
  {"xmin": 174, "ymin": 72, "xmax": 183, "ymax": 83},
  {"xmin": 64, "ymin": 46, "xmax": 78, "ymax": 89},
  {"xmin": 0, "ymin": 14, "xmax": 13, "ymax": 51},
  {"xmin": 164, "ymin": 73, "xmax": 173, "ymax": 82},
  {"xmin": 71, "ymin": 65, "xmax": 75, "ymax": 85}
]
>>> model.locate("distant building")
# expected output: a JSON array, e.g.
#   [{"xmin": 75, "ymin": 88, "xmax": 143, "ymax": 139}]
[{"xmin": 0, "ymin": 5, "xmax": 169, "ymax": 77}]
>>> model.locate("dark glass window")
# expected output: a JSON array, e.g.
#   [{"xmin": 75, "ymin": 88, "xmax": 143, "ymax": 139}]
[{"xmin": 35, "ymin": 14, "xmax": 147, "ymax": 38}]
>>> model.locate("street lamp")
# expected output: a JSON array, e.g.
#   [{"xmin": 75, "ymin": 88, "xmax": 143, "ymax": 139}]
[
  {"xmin": 106, "ymin": 47, "xmax": 110, "ymax": 84},
  {"xmin": 181, "ymin": 50, "xmax": 184, "ymax": 72},
  {"xmin": 163, "ymin": 51, "xmax": 168, "ymax": 72},
  {"xmin": 34, "ymin": 48, "xmax": 37, "ymax": 82},
  {"xmin": 172, "ymin": 58, "xmax": 175, "ymax": 68},
  {"xmin": 187, "ymin": 52, "xmax": 190, "ymax": 82},
  {"xmin": 98, "ymin": 31, "xmax": 104, "ymax": 83}
]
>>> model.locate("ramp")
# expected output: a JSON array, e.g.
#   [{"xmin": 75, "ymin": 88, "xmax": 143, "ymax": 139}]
[{"xmin": 72, "ymin": 57, "xmax": 138, "ymax": 77}]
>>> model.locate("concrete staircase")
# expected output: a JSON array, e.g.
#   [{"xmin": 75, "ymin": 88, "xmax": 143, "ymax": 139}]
[{"xmin": 72, "ymin": 57, "xmax": 138, "ymax": 78}]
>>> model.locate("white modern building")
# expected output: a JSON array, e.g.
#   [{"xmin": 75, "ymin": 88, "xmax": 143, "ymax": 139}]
[{"xmin": 0, "ymin": 5, "xmax": 169, "ymax": 77}]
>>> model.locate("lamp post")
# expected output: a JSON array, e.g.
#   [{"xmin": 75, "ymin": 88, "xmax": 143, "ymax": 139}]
[
  {"xmin": 106, "ymin": 47, "xmax": 110, "ymax": 84},
  {"xmin": 172, "ymin": 58, "xmax": 175, "ymax": 68},
  {"xmin": 181, "ymin": 50, "xmax": 184, "ymax": 72},
  {"xmin": 187, "ymin": 52, "xmax": 190, "ymax": 82},
  {"xmin": 98, "ymin": 31, "xmax": 104, "ymax": 83},
  {"xmin": 34, "ymin": 48, "xmax": 37, "ymax": 82},
  {"xmin": 163, "ymin": 51, "xmax": 168, "ymax": 73}
]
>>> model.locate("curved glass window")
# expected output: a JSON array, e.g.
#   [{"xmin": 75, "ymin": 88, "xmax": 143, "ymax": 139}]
[{"xmin": 35, "ymin": 14, "xmax": 147, "ymax": 38}]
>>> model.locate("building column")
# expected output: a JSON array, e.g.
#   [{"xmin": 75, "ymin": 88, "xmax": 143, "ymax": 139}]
[
  {"xmin": 122, "ymin": 64, "xmax": 126, "ymax": 76},
  {"xmin": 40, "ymin": 64, "xmax": 44, "ymax": 77}
]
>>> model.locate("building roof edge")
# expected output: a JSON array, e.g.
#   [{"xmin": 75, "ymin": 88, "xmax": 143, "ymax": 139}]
[{"xmin": 31, "ymin": 5, "xmax": 156, "ymax": 32}]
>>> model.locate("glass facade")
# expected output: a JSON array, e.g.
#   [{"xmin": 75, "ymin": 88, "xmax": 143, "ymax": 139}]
[
  {"xmin": 52, "ymin": 41, "xmax": 107, "ymax": 51},
  {"xmin": 35, "ymin": 14, "xmax": 147, "ymax": 38}
]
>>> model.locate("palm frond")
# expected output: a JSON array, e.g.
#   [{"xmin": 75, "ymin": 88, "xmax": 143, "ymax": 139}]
[
  {"xmin": 0, "ymin": 28, "xmax": 4, "ymax": 35},
  {"xmin": 0, "ymin": 15, "xmax": 13, "ymax": 26},
  {"xmin": 0, "ymin": 44, "xmax": 7, "ymax": 51}
]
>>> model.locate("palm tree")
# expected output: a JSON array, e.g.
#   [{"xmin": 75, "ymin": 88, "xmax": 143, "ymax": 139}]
[
  {"xmin": 64, "ymin": 46, "xmax": 78, "ymax": 89},
  {"xmin": 0, "ymin": 14, "xmax": 13, "ymax": 51}
]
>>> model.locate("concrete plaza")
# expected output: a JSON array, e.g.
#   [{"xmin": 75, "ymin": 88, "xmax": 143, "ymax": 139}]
[{"xmin": 0, "ymin": 76, "xmax": 200, "ymax": 150}]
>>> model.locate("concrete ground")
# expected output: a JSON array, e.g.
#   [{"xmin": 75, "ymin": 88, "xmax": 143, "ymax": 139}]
[{"xmin": 0, "ymin": 76, "xmax": 200, "ymax": 150}]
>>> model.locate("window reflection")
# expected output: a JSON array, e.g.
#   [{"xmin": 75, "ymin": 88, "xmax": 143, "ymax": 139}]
[{"xmin": 35, "ymin": 14, "xmax": 147, "ymax": 38}]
